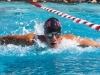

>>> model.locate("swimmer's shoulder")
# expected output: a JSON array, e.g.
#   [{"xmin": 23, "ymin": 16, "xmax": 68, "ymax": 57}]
[
  {"xmin": 62, "ymin": 34, "xmax": 89, "ymax": 48},
  {"xmin": 61, "ymin": 34, "xmax": 76, "ymax": 40},
  {"xmin": 25, "ymin": 33, "xmax": 36, "ymax": 39},
  {"xmin": 25, "ymin": 34, "xmax": 45, "ymax": 41}
]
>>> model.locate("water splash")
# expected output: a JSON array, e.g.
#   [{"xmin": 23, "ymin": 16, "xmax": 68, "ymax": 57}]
[
  {"xmin": 0, "ymin": 37, "xmax": 99, "ymax": 57},
  {"xmin": 0, "ymin": 20, "xmax": 100, "ymax": 56},
  {"xmin": 34, "ymin": 20, "xmax": 44, "ymax": 35}
]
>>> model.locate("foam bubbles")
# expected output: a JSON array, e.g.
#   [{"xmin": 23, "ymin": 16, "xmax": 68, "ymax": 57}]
[
  {"xmin": 0, "ymin": 20, "xmax": 99, "ymax": 56},
  {"xmin": 34, "ymin": 20, "xmax": 44, "ymax": 35}
]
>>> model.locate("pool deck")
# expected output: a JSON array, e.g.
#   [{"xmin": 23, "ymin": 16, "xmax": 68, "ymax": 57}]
[
  {"xmin": 0, "ymin": 0, "xmax": 99, "ymax": 4},
  {"xmin": 0, "ymin": 0, "xmax": 86, "ymax": 3}
]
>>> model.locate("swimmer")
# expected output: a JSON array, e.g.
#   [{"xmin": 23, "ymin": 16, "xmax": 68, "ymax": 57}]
[
  {"xmin": 0, "ymin": 17, "xmax": 100, "ymax": 48},
  {"xmin": 91, "ymin": 0, "xmax": 97, "ymax": 3}
]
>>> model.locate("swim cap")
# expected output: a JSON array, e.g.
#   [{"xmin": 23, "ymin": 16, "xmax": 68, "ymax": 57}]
[{"xmin": 44, "ymin": 17, "xmax": 61, "ymax": 33}]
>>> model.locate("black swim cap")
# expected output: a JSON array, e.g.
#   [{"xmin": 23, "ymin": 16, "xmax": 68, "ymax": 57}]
[{"xmin": 44, "ymin": 17, "xmax": 61, "ymax": 33}]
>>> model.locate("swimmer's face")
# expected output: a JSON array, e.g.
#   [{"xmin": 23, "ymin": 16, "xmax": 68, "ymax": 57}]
[{"xmin": 45, "ymin": 32, "xmax": 62, "ymax": 48}]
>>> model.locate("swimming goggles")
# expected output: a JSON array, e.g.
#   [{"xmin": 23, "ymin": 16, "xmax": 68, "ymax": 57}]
[{"xmin": 46, "ymin": 33, "xmax": 61, "ymax": 38}]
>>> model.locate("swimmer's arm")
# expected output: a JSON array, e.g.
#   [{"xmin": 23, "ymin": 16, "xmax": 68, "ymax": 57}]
[
  {"xmin": 64, "ymin": 34, "xmax": 100, "ymax": 47},
  {"xmin": 76, "ymin": 37, "xmax": 100, "ymax": 47},
  {"xmin": 0, "ymin": 34, "xmax": 36, "ymax": 46}
]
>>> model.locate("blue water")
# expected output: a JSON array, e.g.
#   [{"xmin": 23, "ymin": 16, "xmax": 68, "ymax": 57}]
[{"xmin": 0, "ymin": 1, "xmax": 100, "ymax": 75}]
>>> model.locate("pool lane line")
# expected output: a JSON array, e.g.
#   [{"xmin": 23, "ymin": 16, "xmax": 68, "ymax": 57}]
[{"xmin": 30, "ymin": 2, "xmax": 100, "ymax": 31}]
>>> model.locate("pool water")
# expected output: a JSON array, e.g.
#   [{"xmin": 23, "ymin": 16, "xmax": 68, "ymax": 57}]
[{"xmin": 0, "ymin": 1, "xmax": 100, "ymax": 75}]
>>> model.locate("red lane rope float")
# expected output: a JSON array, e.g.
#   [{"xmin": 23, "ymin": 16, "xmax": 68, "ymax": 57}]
[{"xmin": 30, "ymin": 2, "xmax": 100, "ymax": 31}]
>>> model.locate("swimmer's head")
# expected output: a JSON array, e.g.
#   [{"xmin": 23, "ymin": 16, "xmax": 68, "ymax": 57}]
[
  {"xmin": 44, "ymin": 18, "xmax": 62, "ymax": 48},
  {"xmin": 44, "ymin": 17, "xmax": 61, "ymax": 34}
]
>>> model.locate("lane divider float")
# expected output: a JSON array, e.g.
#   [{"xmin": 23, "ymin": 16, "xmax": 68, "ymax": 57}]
[{"xmin": 30, "ymin": 2, "xmax": 100, "ymax": 31}]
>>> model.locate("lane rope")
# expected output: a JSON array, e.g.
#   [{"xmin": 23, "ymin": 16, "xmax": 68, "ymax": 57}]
[{"xmin": 30, "ymin": 2, "xmax": 100, "ymax": 31}]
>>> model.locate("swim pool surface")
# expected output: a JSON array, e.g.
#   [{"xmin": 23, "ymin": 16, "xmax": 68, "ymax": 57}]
[{"xmin": 0, "ymin": 1, "xmax": 100, "ymax": 75}]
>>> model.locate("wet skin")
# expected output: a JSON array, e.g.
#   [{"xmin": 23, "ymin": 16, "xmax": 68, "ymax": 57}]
[
  {"xmin": 44, "ymin": 32, "xmax": 62, "ymax": 48},
  {"xmin": 0, "ymin": 33, "xmax": 100, "ymax": 48}
]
